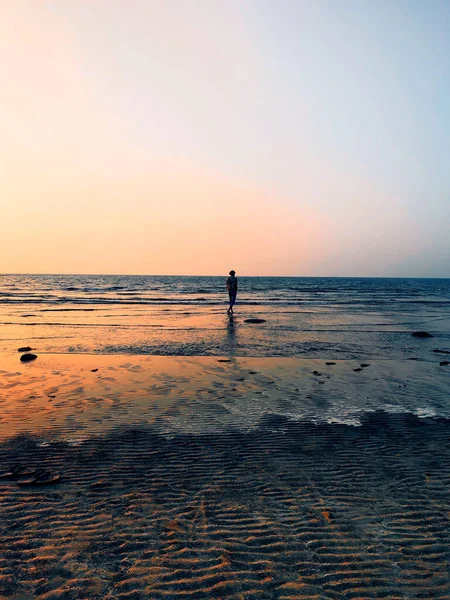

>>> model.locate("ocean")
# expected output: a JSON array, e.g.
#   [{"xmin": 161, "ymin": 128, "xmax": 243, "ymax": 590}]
[{"xmin": 1, "ymin": 274, "xmax": 450, "ymax": 359}]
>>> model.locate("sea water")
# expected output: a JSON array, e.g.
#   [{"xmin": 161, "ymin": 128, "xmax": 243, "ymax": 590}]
[{"xmin": 1, "ymin": 274, "xmax": 450, "ymax": 359}]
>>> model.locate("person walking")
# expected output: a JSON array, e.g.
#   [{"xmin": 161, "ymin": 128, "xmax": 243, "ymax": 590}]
[{"xmin": 226, "ymin": 270, "xmax": 238, "ymax": 315}]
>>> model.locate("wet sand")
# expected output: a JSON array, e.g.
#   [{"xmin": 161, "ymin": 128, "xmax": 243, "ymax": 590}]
[
  {"xmin": 2, "ymin": 353, "xmax": 450, "ymax": 440},
  {"xmin": 1, "ymin": 354, "xmax": 450, "ymax": 598}
]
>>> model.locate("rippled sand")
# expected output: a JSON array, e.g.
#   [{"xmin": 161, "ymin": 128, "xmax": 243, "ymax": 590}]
[
  {"xmin": 1, "ymin": 353, "xmax": 450, "ymax": 598},
  {"xmin": 1, "ymin": 414, "xmax": 450, "ymax": 599}
]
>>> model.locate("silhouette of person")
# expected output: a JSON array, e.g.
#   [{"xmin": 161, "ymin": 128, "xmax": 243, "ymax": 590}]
[{"xmin": 226, "ymin": 270, "xmax": 238, "ymax": 315}]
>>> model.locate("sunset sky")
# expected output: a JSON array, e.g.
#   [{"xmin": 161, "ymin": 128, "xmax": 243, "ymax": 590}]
[{"xmin": 1, "ymin": 0, "xmax": 449, "ymax": 277}]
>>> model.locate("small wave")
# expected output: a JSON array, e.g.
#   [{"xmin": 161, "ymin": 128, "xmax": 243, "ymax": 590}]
[
  {"xmin": 41, "ymin": 308, "xmax": 98, "ymax": 312},
  {"xmin": 2, "ymin": 277, "xmax": 450, "ymax": 315}
]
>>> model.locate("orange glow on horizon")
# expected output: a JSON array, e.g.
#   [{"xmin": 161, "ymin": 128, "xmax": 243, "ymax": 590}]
[
  {"xmin": 2, "ymin": 160, "xmax": 330, "ymax": 276},
  {"xmin": 0, "ymin": 1, "xmax": 435, "ymax": 277}
]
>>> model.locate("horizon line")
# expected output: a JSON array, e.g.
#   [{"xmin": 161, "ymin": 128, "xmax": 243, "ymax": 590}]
[{"xmin": 2, "ymin": 272, "xmax": 450, "ymax": 280}]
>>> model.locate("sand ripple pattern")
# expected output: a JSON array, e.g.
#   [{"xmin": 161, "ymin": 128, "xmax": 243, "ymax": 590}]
[{"xmin": 0, "ymin": 412, "xmax": 449, "ymax": 599}]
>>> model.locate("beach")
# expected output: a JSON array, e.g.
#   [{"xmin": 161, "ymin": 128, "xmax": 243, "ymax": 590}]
[
  {"xmin": 1, "ymin": 275, "xmax": 450, "ymax": 598},
  {"xmin": 4, "ymin": 0, "xmax": 450, "ymax": 595}
]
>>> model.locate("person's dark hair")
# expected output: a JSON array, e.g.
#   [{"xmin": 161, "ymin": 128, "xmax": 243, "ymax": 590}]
[{"xmin": 229, "ymin": 270, "xmax": 236, "ymax": 276}]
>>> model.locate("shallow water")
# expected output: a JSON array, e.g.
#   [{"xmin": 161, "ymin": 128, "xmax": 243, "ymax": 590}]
[
  {"xmin": 1, "ymin": 275, "xmax": 450, "ymax": 358},
  {"xmin": 1, "ymin": 354, "xmax": 450, "ymax": 441}
]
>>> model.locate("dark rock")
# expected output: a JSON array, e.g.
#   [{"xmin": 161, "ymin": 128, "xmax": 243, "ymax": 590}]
[
  {"xmin": 17, "ymin": 346, "xmax": 33, "ymax": 352},
  {"xmin": 433, "ymin": 349, "xmax": 450, "ymax": 354},
  {"xmin": 353, "ymin": 368, "xmax": 363, "ymax": 372},
  {"xmin": 360, "ymin": 363, "xmax": 370, "ymax": 368},
  {"xmin": 440, "ymin": 361, "xmax": 450, "ymax": 366},
  {"xmin": 236, "ymin": 377, "xmax": 245, "ymax": 381},
  {"xmin": 91, "ymin": 368, "xmax": 98, "ymax": 372},
  {"xmin": 248, "ymin": 371, "xmax": 258, "ymax": 374},
  {"xmin": 20, "ymin": 353, "xmax": 37, "ymax": 362},
  {"xmin": 412, "ymin": 331, "xmax": 433, "ymax": 338},
  {"xmin": 408, "ymin": 357, "xmax": 420, "ymax": 360},
  {"xmin": 325, "ymin": 362, "xmax": 336, "ymax": 365},
  {"xmin": 218, "ymin": 359, "xmax": 231, "ymax": 362},
  {"xmin": 244, "ymin": 318, "xmax": 266, "ymax": 324},
  {"xmin": 312, "ymin": 371, "xmax": 321, "ymax": 376}
]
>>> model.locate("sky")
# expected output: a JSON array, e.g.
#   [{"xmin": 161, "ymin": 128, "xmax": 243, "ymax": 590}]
[{"xmin": 1, "ymin": 0, "xmax": 449, "ymax": 277}]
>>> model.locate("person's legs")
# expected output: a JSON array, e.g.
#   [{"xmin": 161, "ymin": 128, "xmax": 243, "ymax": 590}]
[
  {"xmin": 230, "ymin": 292, "xmax": 237, "ymax": 313},
  {"xmin": 227, "ymin": 293, "xmax": 233, "ymax": 314}
]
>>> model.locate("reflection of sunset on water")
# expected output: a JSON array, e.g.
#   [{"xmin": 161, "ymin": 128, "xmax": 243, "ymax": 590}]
[{"xmin": 2, "ymin": 353, "xmax": 450, "ymax": 442}]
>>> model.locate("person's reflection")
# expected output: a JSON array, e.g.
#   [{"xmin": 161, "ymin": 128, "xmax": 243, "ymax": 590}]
[{"xmin": 226, "ymin": 313, "xmax": 237, "ymax": 356}]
